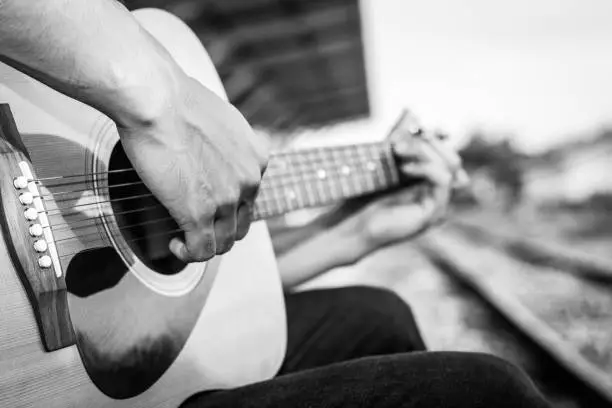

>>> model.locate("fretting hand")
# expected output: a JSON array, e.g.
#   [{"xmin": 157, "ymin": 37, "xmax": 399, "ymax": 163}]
[{"xmin": 336, "ymin": 123, "xmax": 468, "ymax": 254}]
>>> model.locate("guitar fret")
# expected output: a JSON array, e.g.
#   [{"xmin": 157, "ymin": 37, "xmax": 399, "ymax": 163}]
[
  {"xmin": 284, "ymin": 153, "xmax": 307, "ymax": 210},
  {"xmin": 270, "ymin": 172, "xmax": 284, "ymax": 216},
  {"xmin": 333, "ymin": 147, "xmax": 351, "ymax": 198},
  {"xmin": 327, "ymin": 148, "xmax": 342, "ymax": 202},
  {"xmin": 317, "ymin": 148, "xmax": 332, "ymax": 202},
  {"xmin": 319, "ymin": 147, "xmax": 338, "ymax": 204},
  {"xmin": 329, "ymin": 148, "xmax": 345, "ymax": 201},
  {"xmin": 343, "ymin": 146, "xmax": 363, "ymax": 196},
  {"xmin": 380, "ymin": 144, "xmax": 400, "ymax": 186},
  {"xmin": 368, "ymin": 143, "xmax": 388, "ymax": 189},
  {"xmin": 250, "ymin": 141, "xmax": 404, "ymax": 221},
  {"xmin": 297, "ymin": 152, "xmax": 316, "ymax": 207},
  {"xmin": 361, "ymin": 145, "xmax": 378, "ymax": 192},
  {"xmin": 307, "ymin": 150, "xmax": 323, "ymax": 206},
  {"xmin": 354, "ymin": 146, "xmax": 371, "ymax": 194}
]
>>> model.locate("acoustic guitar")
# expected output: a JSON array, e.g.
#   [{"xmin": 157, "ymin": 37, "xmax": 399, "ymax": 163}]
[{"xmin": 0, "ymin": 8, "xmax": 421, "ymax": 408}]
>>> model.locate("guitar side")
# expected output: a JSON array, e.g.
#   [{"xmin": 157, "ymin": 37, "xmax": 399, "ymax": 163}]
[{"xmin": 0, "ymin": 9, "xmax": 286, "ymax": 408}]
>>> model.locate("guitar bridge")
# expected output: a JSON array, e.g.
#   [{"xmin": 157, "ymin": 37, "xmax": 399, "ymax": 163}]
[
  {"xmin": 0, "ymin": 104, "xmax": 75, "ymax": 351},
  {"xmin": 14, "ymin": 161, "xmax": 63, "ymax": 278}
]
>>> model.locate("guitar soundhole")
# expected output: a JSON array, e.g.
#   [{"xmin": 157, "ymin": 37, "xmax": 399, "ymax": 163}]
[{"xmin": 108, "ymin": 143, "xmax": 186, "ymax": 275}]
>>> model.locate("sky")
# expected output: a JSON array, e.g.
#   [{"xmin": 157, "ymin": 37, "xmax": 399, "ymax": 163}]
[{"xmin": 294, "ymin": 0, "xmax": 612, "ymax": 153}]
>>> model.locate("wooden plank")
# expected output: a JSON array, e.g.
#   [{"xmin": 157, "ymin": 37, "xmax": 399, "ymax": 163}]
[
  {"xmin": 452, "ymin": 220, "xmax": 612, "ymax": 282},
  {"xmin": 418, "ymin": 231, "xmax": 612, "ymax": 404}
]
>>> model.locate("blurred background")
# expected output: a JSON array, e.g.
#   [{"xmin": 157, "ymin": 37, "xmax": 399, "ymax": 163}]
[{"xmin": 123, "ymin": 1, "xmax": 612, "ymax": 406}]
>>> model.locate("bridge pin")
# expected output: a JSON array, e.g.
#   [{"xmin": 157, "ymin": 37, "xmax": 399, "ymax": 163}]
[
  {"xmin": 24, "ymin": 208, "xmax": 38, "ymax": 221},
  {"xmin": 34, "ymin": 240, "xmax": 48, "ymax": 253},
  {"xmin": 38, "ymin": 255, "xmax": 52, "ymax": 269}
]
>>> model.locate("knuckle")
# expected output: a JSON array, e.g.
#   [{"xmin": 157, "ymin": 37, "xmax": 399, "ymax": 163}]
[
  {"xmin": 199, "ymin": 199, "xmax": 218, "ymax": 219},
  {"xmin": 258, "ymin": 148, "xmax": 271, "ymax": 165},
  {"xmin": 216, "ymin": 236, "xmax": 235, "ymax": 255},
  {"xmin": 219, "ymin": 187, "xmax": 241, "ymax": 207},
  {"xmin": 242, "ymin": 166, "xmax": 262, "ymax": 190}
]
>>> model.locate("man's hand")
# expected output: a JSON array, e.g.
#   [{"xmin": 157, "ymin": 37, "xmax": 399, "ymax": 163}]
[
  {"xmin": 338, "ymin": 127, "xmax": 467, "ymax": 253},
  {"xmin": 0, "ymin": 0, "xmax": 269, "ymax": 263},
  {"xmin": 119, "ymin": 74, "xmax": 269, "ymax": 263}
]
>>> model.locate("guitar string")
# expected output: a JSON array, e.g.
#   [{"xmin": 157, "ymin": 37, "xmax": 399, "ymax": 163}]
[
  {"xmin": 40, "ymin": 164, "xmax": 388, "ymax": 219},
  {"xmin": 51, "ymin": 181, "xmax": 395, "ymax": 254},
  {"xmin": 50, "ymin": 176, "xmax": 395, "ymax": 253},
  {"xmin": 36, "ymin": 166, "xmax": 391, "ymax": 201},
  {"xmin": 32, "ymin": 141, "xmax": 390, "ymax": 185},
  {"xmin": 42, "ymin": 158, "xmax": 396, "ymax": 244},
  {"xmin": 36, "ymin": 147, "xmax": 388, "ymax": 195},
  {"xmin": 48, "ymin": 175, "xmax": 383, "ymax": 238},
  {"xmin": 30, "ymin": 146, "xmax": 395, "ymax": 256},
  {"xmin": 54, "ymin": 187, "xmax": 361, "ymax": 259},
  {"xmin": 39, "ymin": 159, "xmax": 379, "ymax": 201},
  {"xmin": 45, "ymin": 183, "xmax": 383, "ymax": 241},
  {"xmin": 53, "ymin": 215, "xmax": 175, "ymax": 243},
  {"xmin": 57, "ymin": 227, "xmax": 187, "ymax": 259},
  {"xmin": 45, "ymin": 180, "xmax": 146, "ymax": 201},
  {"xmin": 54, "ymin": 187, "xmax": 382, "ymax": 260},
  {"xmin": 37, "ymin": 149, "xmax": 393, "ymax": 214},
  {"xmin": 54, "ymin": 195, "xmax": 398, "ymax": 258}
]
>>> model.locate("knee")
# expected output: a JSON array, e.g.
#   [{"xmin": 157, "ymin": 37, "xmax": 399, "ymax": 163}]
[
  {"xmin": 342, "ymin": 286, "xmax": 426, "ymax": 351},
  {"xmin": 342, "ymin": 286, "xmax": 414, "ymax": 321},
  {"xmin": 444, "ymin": 352, "xmax": 549, "ymax": 407}
]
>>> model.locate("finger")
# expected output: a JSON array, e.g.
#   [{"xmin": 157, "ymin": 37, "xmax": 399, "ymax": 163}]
[
  {"xmin": 400, "ymin": 160, "xmax": 453, "ymax": 188},
  {"xmin": 421, "ymin": 134, "xmax": 463, "ymax": 173},
  {"xmin": 422, "ymin": 138, "xmax": 470, "ymax": 189},
  {"xmin": 213, "ymin": 204, "xmax": 238, "ymax": 255},
  {"xmin": 235, "ymin": 202, "xmax": 252, "ymax": 241},
  {"xmin": 240, "ymin": 162, "xmax": 264, "ymax": 207},
  {"xmin": 169, "ymin": 226, "xmax": 216, "ymax": 263},
  {"xmin": 401, "ymin": 162, "xmax": 452, "ymax": 221},
  {"xmin": 392, "ymin": 136, "xmax": 426, "ymax": 163}
]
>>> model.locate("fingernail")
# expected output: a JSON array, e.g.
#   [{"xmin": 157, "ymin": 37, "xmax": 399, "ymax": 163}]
[
  {"xmin": 393, "ymin": 140, "xmax": 410, "ymax": 154},
  {"xmin": 401, "ymin": 162, "xmax": 419, "ymax": 172},
  {"xmin": 169, "ymin": 238, "xmax": 185, "ymax": 260}
]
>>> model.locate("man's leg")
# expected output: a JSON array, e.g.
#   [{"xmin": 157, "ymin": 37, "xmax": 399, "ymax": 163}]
[
  {"xmin": 280, "ymin": 285, "xmax": 427, "ymax": 374},
  {"xmin": 181, "ymin": 352, "xmax": 552, "ymax": 408}
]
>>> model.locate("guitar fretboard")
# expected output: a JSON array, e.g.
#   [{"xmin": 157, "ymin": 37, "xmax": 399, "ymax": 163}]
[{"xmin": 251, "ymin": 141, "xmax": 401, "ymax": 220}]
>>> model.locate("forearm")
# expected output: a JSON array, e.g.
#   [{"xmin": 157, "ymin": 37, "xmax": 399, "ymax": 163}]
[
  {"xmin": 0, "ymin": 0, "xmax": 176, "ymax": 127},
  {"xmin": 275, "ymin": 220, "xmax": 369, "ymax": 291}
]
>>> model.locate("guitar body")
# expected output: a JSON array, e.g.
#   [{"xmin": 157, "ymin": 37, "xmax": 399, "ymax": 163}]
[{"xmin": 0, "ymin": 9, "xmax": 286, "ymax": 408}]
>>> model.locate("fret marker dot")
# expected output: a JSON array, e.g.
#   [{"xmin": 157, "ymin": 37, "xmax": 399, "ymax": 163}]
[
  {"xmin": 286, "ymin": 190, "xmax": 296, "ymax": 200},
  {"xmin": 317, "ymin": 170, "xmax": 327, "ymax": 179},
  {"xmin": 367, "ymin": 162, "xmax": 376, "ymax": 171},
  {"xmin": 341, "ymin": 166, "xmax": 351, "ymax": 175}
]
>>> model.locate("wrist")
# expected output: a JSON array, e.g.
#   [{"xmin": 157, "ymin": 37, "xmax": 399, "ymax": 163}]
[
  {"xmin": 333, "ymin": 217, "xmax": 372, "ymax": 264},
  {"xmin": 99, "ymin": 37, "xmax": 181, "ymax": 130}
]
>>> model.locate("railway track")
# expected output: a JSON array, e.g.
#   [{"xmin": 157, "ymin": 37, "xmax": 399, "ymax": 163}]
[{"xmin": 416, "ymin": 222, "xmax": 612, "ymax": 407}]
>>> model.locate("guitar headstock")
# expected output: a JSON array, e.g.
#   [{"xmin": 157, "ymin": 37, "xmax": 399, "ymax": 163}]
[{"xmin": 385, "ymin": 109, "xmax": 424, "ymax": 140}]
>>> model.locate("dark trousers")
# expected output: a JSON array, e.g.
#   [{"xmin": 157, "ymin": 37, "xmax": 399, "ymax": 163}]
[{"xmin": 182, "ymin": 286, "xmax": 551, "ymax": 408}]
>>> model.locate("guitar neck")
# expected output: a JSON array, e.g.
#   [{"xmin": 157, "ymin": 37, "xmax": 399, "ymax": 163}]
[{"xmin": 251, "ymin": 141, "xmax": 401, "ymax": 220}]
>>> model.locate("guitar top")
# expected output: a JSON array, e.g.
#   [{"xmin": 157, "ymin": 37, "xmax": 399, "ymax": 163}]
[
  {"xmin": 0, "ymin": 7, "xmax": 418, "ymax": 408},
  {"xmin": 0, "ymin": 9, "xmax": 286, "ymax": 408}
]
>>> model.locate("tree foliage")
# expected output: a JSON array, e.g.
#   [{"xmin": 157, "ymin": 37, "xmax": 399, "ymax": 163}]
[{"xmin": 459, "ymin": 132, "xmax": 525, "ymax": 206}]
